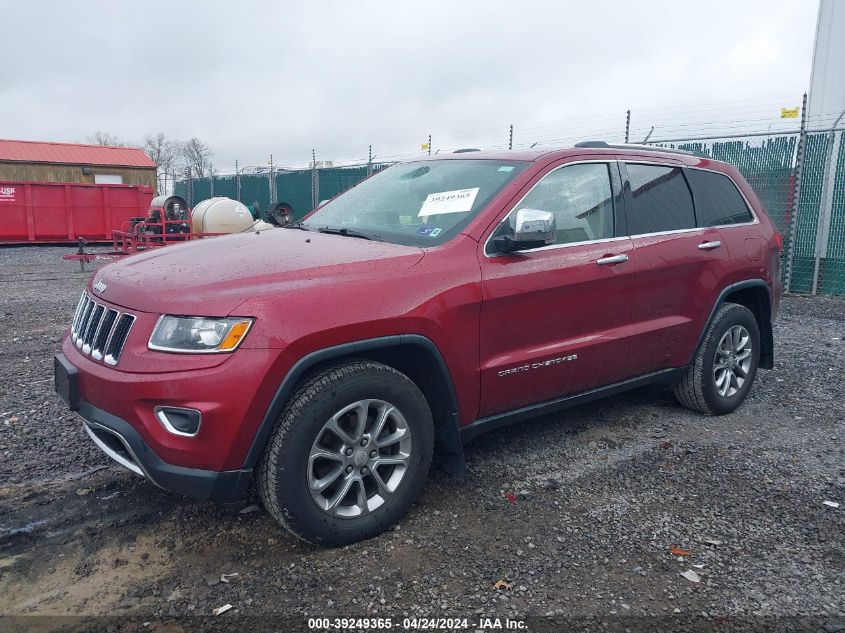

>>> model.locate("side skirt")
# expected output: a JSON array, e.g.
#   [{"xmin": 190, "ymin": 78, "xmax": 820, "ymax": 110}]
[{"xmin": 459, "ymin": 367, "xmax": 686, "ymax": 444}]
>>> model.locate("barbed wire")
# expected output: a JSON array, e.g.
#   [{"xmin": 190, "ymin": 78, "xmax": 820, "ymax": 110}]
[{"xmin": 181, "ymin": 96, "xmax": 845, "ymax": 177}]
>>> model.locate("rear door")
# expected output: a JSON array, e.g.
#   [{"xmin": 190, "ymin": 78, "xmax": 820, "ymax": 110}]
[
  {"xmin": 477, "ymin": 159, "xmax": 636, "ymax": 418},
  {"xmin": 620, "ymin": 161, "xmax": 732, "ymax": 378},
  {"xmin": 684, "ymin": 167, "xmax": 760, "ymax": 275}
]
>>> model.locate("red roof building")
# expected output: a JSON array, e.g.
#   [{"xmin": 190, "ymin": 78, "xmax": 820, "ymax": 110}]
[{"xmin": 0, "ymin": 138, "xmax": 157, "ymax": 188}]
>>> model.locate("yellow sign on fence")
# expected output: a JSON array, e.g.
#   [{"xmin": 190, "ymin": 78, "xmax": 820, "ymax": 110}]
[{"xmin": 781, "ymin": 107, "xmax": 800, "ymax": 119}]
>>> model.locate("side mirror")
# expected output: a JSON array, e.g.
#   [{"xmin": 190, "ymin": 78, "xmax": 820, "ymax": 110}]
[{"xmin": 493, "ymin": 208, "xmax": 556, "ymax": 253}]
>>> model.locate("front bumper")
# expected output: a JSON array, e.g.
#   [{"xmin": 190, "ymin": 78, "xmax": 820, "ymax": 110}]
[{"xmin": 55, "ymin": 352, "xmax": 253, "ymax": 502}]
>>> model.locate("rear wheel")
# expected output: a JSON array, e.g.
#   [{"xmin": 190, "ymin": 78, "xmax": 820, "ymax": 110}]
[
  {"xmin": 673, "ymin": 302, "xmax": 760, "ymax": 415},
  {"xmin": 258, "ymin": 360, "xmax": 433, "ymax": 546}
]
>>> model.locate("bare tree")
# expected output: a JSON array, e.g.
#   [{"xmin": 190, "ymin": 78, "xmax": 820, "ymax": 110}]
[
  {"xmin": 143, "ymin": 133, "xmax": 179, "ymax": 194},
  {"xmin": 87, "ymin": 131, "xmax": 129, "ymax": 147},
  {"xmin": 179, "ymin": 137, "xmax": 213, "ymax": 177}
]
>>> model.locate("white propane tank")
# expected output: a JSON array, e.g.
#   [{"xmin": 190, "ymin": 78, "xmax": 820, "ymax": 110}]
[{"xmin": 191, "ymin": 197, "xmax": 256, "ymax": 234}]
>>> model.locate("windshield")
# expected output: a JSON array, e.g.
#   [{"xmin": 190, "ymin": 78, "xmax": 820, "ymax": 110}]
[{"xmin": 300, "ymin": 159, "xmax": 528, "ymax": 246}]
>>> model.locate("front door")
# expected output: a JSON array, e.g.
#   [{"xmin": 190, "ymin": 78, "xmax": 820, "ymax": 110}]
[{"xmin": 477, "ymin": 160, "xmax": 636, "ymax": 418}]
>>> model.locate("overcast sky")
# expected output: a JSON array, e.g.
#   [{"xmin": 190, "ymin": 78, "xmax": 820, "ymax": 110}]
[{"xmin": 1, "ymin": 0, "xmax": 820, "ymax": 170}]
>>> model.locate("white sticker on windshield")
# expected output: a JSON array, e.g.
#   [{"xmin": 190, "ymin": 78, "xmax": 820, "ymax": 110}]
[{"xmin": 418, "ymin": 187, "xmax": 479, "ymax": 217}]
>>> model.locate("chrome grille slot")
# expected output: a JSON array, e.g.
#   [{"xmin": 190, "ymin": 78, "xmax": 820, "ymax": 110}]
[
  {"xmin": 70, "ymin": 295, "xmax": 87, "ymax": 340},
  {"xmin": 68, "ymin": 291, "xmax": 136, "ymax": 366},
  {"xmin": 105, "ymin": 314, "xmax": 135, "ymax": 366},
  {"xmin": 73, "ymin": 296, "xmax": 91, "ymax": 342},
  {"xmin": 81, "ymin": 305, "xmax": 104, "ymax": 353},
  {"xmin": 75, "ymin": 299, "xmax": 95, "ymax": 348},
  {"xmin": 92, "ymin": 309, "xmax": 118, "ymax": 360}
]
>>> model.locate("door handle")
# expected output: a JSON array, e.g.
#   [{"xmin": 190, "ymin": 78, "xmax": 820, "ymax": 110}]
[
  {"xmin": 596, "ymin": 254, "xmax": 629, "ymax": 265},
  {"xmin": 698, "ymin": 240, "xmax": 722, "ymax": 250}
]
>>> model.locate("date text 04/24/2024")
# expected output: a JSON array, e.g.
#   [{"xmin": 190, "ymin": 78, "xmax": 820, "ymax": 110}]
[{"xmin": 306, "ymin": 617, "xmax": 527, "ymax": 630}]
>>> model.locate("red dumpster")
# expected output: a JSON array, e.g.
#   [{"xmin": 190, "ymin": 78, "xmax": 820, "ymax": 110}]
[{"xmin": 0, "ymin": 181, "xmax": 154, "ymax": 243}]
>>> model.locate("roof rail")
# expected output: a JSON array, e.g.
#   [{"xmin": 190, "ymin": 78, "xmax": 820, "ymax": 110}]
[
  {"xmin": 574, "ymin": 140, "xmax": 705, "ymax": 157},
  {"xmin": 452, "ymin": 148, "xmax": 481, "ymax": 153}
]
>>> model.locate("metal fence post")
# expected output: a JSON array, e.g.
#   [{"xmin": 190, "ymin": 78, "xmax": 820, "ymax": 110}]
[
  {"xmin": 367, "ymin": 145, "xmax": 373, "ymax": 177},
  {"xmin": 509, "ymin": 124, "xmax": 513, "ymax": 150},
  {"xmin": 186, "ymin": 167, "xmax": 193, "ymax": 208},
  {"xmin": 784, "ymin": 92, "xmax": 808, "ymax": 294},
  {"xmin": 625, "ymin": 109, "xmax": 631, "ymax": 144},
  {"xmin": 235, "ymin": 159, "xmax": 241, "ymax": 202},
  {"xmin": 268, "ymin": 155, "xmax": 275, "ymax": 206},
  {"xmin": 311, "ymin": 149, "xmax": 318, "ymax": 210}
]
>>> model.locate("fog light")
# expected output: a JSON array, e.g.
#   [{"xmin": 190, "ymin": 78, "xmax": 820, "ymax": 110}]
[{"xmin": 154, "ymin": 406, "xmax": 202, "ymax": 437}]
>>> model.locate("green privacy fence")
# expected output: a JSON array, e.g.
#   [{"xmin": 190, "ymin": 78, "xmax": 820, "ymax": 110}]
[
  {"xmin": 175, "ymin": 164, "xmax": 388, "ymax": 222},
  {"xmin": 659, "ymin": 131, "xmax": 845, "ymax": 296}
]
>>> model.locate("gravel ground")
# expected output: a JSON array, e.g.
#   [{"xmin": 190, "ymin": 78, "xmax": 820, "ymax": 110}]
[{"xmin": 0, "ymin": 245, "xmax": 843, "ymax": 632}]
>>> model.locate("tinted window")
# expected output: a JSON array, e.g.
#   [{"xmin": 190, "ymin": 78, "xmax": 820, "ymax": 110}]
[
  {"xmin": 626, "ymin": 164, "xmax": 695, "ymax": 235},
  {"xmin": 502, "ymin": 163, "xmax": 614, "ymax": 247},
  {"xmin": 685, "ymin": 169, "xmax": 754, "ymax": 226}
]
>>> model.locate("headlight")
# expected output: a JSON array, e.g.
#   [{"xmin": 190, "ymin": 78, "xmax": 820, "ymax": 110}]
[{"xmin": 148, "ymin": 316, "xmax": 253, "ymax": 353}]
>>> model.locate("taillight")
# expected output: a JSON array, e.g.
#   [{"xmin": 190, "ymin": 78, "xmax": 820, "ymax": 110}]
[{"xmin": 774, "ymin": 232, "xmax": 783, "ymax": 252}]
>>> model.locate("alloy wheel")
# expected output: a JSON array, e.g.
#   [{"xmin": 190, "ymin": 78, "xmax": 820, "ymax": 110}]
[
  {"xmin": 307, "ymin": 399, "xmax": 412, "ymax": 518},
  {"xmin": 713, "ymin": 325, "xmax": 752, "ymax": 398}
]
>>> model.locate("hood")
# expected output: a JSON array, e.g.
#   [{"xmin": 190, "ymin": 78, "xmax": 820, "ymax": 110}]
[{"xmin": 91, "ymin": 229, "xmax": 425, "ymax": 315}]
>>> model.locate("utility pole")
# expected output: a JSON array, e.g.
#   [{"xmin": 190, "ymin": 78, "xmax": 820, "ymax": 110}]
[
  {"xmin": 508, "ymin": 124, "xmax": 513, "ymax": 150},
  {"xmin": 625, "ymin": 109, "xmax": 631, "ymax": 144},
  {"xmin": 209, "ymin": 162, "xmax": 214, "ymax": 197}
]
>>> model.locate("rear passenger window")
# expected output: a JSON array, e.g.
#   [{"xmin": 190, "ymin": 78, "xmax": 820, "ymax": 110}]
[
  {"xmin": 514, "ymin": 163, "xmax": 614, "ymax": 245},
  {"xmin": 626, "ymin": 164, "xmax": 695, "ymax": 235},
  {"xmin": 685, "ymin": 169, "xmax": 754, "ymax": 226}
]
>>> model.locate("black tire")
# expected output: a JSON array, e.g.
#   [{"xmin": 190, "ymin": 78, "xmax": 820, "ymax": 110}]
[
  {"xmin": 257, "ymin": 359, "xmax": 433, "ymax": 546},
  {"xmin": 673, "ymin": 302, "xmax": 761, "ymax": 415}
]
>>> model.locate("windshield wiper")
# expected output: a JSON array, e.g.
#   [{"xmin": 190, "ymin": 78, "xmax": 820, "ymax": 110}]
[
  {"xmin": 283, "ymin": 221, "xmax": 313, "ymax": 231},
  {"xmin": 315, "ymin": 226, "xmax": 383, "ymax": 241}
]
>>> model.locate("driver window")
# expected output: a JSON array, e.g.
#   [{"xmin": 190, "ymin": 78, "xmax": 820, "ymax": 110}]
[{"xmin": 516, "ymin": 163, "xmax": 614, "ymax": 245}]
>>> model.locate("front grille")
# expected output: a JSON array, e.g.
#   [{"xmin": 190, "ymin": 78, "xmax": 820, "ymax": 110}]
[{"xmin": 70, "ymin": 292, "xmax": 136, "ymax": 366}]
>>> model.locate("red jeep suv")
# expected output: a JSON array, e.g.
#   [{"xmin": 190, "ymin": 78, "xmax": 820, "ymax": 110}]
[{"xmin": 55, "ymin": 142, "xmax": 782, "ymax": 545}]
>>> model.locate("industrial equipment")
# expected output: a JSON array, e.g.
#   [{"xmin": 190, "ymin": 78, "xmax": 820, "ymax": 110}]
[{"xmin": 64, "ymin": 196, "xmax": 275, "ymax": 268}]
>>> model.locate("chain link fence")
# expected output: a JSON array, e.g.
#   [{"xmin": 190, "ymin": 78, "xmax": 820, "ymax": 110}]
[
  {"xmin": 653, "ymin": 129, "xmax": 845, "ymax": 296},
  {"xmin": 175, "ymin": 121, "xmax": 845, "ymax": 297}
]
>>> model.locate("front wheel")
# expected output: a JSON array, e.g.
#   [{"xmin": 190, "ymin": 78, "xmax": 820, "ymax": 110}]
[
  {"xmin": 257, "ymin": 360, "xmax": 433, "ymax": 546},
  {"xmin": 673, "ymin": 302, "xmax": 761, "ymax": 415}
]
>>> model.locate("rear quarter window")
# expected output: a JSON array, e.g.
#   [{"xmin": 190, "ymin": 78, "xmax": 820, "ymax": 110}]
[
  {"xmin": 625, "ymin": 163, "xmax": 695, "ymax": 235},
  {"xmin": 685, "ymin": 169, "xmax": 754, "ymax": 226}
]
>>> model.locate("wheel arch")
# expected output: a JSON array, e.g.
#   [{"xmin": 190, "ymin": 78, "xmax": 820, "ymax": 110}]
[
  {"xmin": 243, "ymin": 335, "xmax": 466, "ymax": 478},
  {"xmin": 694, "ymin": 279, "xmax": 774, "ymax": 369}
]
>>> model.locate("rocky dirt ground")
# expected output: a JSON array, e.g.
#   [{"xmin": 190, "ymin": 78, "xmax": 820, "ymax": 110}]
[{"xmin": 0, "ymin": 246, "xmax": 843, "ymax": 633}]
